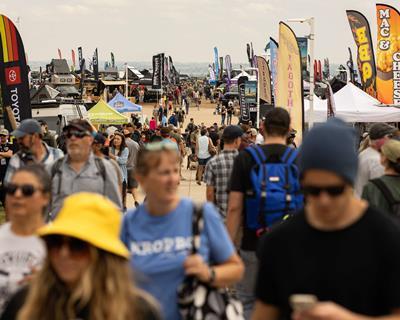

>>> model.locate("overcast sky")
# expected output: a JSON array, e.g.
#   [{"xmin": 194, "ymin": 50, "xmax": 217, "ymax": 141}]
[{"xmin": 0, "ymin": 0, "xmax": 398, "ymax": 64}]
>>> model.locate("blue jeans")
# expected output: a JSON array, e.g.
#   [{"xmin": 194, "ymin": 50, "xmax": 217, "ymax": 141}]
[{"xmin": 236, "ymin": 249, "xmax": 257, "ymax": 319}]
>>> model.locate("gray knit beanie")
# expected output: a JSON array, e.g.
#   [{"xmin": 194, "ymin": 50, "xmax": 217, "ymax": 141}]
[{"xmin": 299, "ymin": 118, "xmax": 358, "ymax": 185}]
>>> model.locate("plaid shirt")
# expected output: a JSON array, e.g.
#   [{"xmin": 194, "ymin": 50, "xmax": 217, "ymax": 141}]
[{"xmin": 203, "ymin": 149, "xmax": 239, "ymax": 218}]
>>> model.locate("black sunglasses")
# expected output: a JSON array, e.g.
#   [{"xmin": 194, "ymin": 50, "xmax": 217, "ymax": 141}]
[
  {"xmin": 44, "ymin": 235, "xmax": 90, "ymax": 255},
  {"xmin": 5, "ymin": 183, "xmax": 41, "ymax": 197},
  {"xmin": 64, "ymin": 130, "xmax": 90, "ymax": 139},
  {"xmin": 302, "ymin": 185, "xmax": 347, "ymax": 197}
]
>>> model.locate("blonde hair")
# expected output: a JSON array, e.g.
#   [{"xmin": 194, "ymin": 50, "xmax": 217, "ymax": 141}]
[
  {"xmin": 18, "ymin": 247, "xmax": 137, "ymax": 320},
  {"xmin": 135, "ymin": 148, "xmax": 180, "ymax": 176}
]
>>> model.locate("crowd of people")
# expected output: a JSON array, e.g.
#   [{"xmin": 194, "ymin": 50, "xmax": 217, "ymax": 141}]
[{"xmin": 1, "ymin": 85, "xmax": 400, "ymax": 320}]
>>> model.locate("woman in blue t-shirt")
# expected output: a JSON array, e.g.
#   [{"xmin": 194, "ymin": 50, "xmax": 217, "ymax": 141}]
[{"xmin": 121, "ymin": 140, "xmax": 244, "ymax": 320}]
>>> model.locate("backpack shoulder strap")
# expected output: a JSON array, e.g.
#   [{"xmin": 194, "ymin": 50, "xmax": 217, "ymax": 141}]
[
  {"xmin": 94, "ymin": 157, "xmax": 107, "ymax": 195},
  {"xmin": 281, "ymin": 147, "xmax": 297, "ymax": 165},
  {"xmin": 50, "ymin": 157, "xmax": 65, "ymax": 195},
  {"xmin": 245, "ymin": 145, "xmax": 266, "ymax": 166},
  {"xmin": 370, "ymin": 178, "xmax": 397, "ymax": 207},
  {"xmin": 191, "ymin": 202, "xmax": 204, "ymax": 254}
]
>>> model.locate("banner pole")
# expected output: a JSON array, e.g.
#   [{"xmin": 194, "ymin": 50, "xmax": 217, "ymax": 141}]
[
  {"xmin": 125, "ymin": 63, "xmax": 128, "ymax": 99},
  {"xmin": 308, "ymin": 17, "xmax": 315, "ymax": 128},
  {"xmin": 257, "ymin": 67, "xmax": 260, "ymax": 129}
]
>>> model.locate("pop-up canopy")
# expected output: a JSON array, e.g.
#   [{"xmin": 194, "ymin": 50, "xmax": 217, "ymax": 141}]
[
  {"xmin": 305, "ymin": 83, "xmax": 400, "ymax": 123},
  {"xmin": 108, "ymin": 92, "xmax": 142, "ymax": 113},
  {"xmin": 88, "ymin": 99, "xmax": 129, "ymax": 125}
]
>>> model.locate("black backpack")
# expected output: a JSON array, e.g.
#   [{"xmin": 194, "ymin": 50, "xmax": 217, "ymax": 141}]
[{"xmin": 370, "ymin": 178, "xmax": 400, "ymax": 217}]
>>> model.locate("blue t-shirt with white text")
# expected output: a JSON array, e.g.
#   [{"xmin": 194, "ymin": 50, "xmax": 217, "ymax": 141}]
[{"xmin": 120, "ymin": 198, "xmax": 235, "ymax": 320}]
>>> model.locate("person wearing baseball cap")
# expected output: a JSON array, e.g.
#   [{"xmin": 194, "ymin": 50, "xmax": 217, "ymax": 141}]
[
  {"xmin": 203, "ymin": 125, "xmax": 243, "ymax": 219},
  {"xmin": 1, "ymin": 193, "xmax": 161, "ymax": 320},
  {"xmin": 48, "ymin": 119, "xmax": 122, "ymax": 218},
  {"xmin": 355, "ymin": 123, "xmax": 398, "ymax": 197},
  {"xmin": 5, "ymin": 119, "xmax": 63, "ymax": 184},
  {"xmin": 362, "ymin": 138, "xmax": 400, "ymax": 215}
]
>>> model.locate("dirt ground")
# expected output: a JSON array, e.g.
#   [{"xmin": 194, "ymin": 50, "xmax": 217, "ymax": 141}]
[{"xmin": 126, "ymin": 99, "xmax": 231, "ymax": 208}]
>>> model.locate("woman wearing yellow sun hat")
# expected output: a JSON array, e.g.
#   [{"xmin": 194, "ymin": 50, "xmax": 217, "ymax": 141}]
[{"xmin": 1, "ymin": 192, "xmax": 161, "ymax": 320}]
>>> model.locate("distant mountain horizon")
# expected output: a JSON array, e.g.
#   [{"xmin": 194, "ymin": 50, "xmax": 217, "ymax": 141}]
[{"xmin": 29, "ymin": 60, "xmax": 344, "ymax": 77}]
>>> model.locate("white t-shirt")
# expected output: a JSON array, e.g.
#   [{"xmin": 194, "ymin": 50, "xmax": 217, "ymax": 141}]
[
  {"xmin": 355, "ymin": 147, "xmax": 385, "ymax": 197},
  {"xmin": 198, "ymin": 135, "xmax": 211, "ymax": 159},
  {"xmin": 256, "ymin": 133, "xmax": 264, "ymax": 145},
  {"xmin": 0, "ymin": 223, "xmax": 46, "ymax": 311}
]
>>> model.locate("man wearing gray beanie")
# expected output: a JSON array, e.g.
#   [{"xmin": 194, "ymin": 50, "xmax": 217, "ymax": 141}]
[{"xmin": 252, "ymin": 118, "xmax": 400, "ymax": 320}]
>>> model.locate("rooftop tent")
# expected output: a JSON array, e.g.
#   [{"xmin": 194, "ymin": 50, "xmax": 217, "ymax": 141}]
[
  {"xmin": 305, "ymin": 83, "xmax": 400, "ymax": 123},
  {"xmin": 108, "ymin": 92, "xmax": 143, "ymax": 113},
  {"xmin": 55, "ymin": 85, "xmax": 80, "ymax": 97},
  {"xmin": 30, "ymin": 84, "xmax": 60, "ymax": 103},
  {"xmin": 88, "ymin": 99, "xmax": 129, "ymax": 125},
  {"xmin": 127, "ymin": 66, "xmax": 144, "ymax": 80},
  {"xmin": 47, "ymin": 59, "xmax": 71, "ymax": 74}
]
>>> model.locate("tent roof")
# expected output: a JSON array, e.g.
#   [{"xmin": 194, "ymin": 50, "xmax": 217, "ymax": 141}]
[
  {"xmin": 305, "ymin": 83, "xmax": 400, "ymax": 123},
  {"xmin": 101, "ymin": 80, "xmax": 127, "ymax": 86},
  {"xmin": 108, "ymin": 92, "xmax": 142, "ymax": 112},
  {"xmin": 127, "ymin": 66, "xmax": 144, "ymax": 79},
  {"xmin": 88, "ymin": 99, "xmax": 129, "ymax": 124}
]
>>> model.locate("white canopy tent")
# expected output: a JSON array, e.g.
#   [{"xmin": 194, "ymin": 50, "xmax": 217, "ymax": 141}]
[{"xmin": 305, "ymin": 83, "xmax": 400, "ymax": 123}]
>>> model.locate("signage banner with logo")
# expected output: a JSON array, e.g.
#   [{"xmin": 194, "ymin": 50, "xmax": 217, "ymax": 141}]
[
  {"xmin": 214, "ymin": 47, "xmax": 219, "ymax": 81},
  {"xmin": 376, "ymin": 4, "xmax": 400, "ymax": 104},
  {"xmin": 71, "ymin": 49, "xmax": 76, "ymax": 71},
  {"xmin": 276, "ymin": 22, "xmax": 304, "ymax": 141},
  {"xmin": 111, "ymin": 52, "xmax": 115, "ymax": 68},
  {"xmin": 270, "ymin": 37, "xmax": 279, "ymax": 100},
  {"xmin": 152, "ymin": 54, "xmax": 162, "ymax": 89},
  {"xmin": 219, "ymin": 56, "xmax": 224, "ymax": 80},
  {"xmin": 297, "ymin": 37, "xmax": 308, "ymax": 79},
  {"xmin": 0, "ymin": 14, "xmax": 31, "ymax": 129},
  {"xmin": 57, "ymin": 48, "xmax": 62, "ymax": 59},
  {"xmin": 238, "ymin": 76, "xmax": 250, "ymax": 122},
  {"xmin": 346, "ymin": 10, "xmax": 377, "ymax": 98},
  {"xmin": 256, "ymin": 56, "xmax": 272, "ymax": 104},
  {"xmin": 92, "ymin": 48, "xmax": 99, "ymax": 81},
  {"xmin": 325, "ymin": 81, "xmax": 336, "ymax": 118},
  {"xmin": 78, "ymin": 47, "xmax": 83, "ymax": 70},
  {"xmin": 225, "ymin": 55, "xmax": 232, "ymax": 89}
]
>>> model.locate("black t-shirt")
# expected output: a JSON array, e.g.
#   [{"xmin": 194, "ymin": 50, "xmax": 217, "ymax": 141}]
[
  {"xmin": 255, "ymin": 207, "xmax": 400, "ymax": 320},
  {"xmin": 209, "ymin": 131, "xmax": 219, "ymax": 147},
  {"xmin": 229, "ymin": 144, "xmax": 289, "ymax": 251},
  {"xmin": 0, "ymin": 142, "xmax": 15, "ymax": 182}
]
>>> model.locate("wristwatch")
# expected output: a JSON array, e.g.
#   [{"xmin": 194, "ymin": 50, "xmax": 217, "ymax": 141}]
[{"xmin": 208, "ymin": 267, "xmax": 216, "ymax": 284}]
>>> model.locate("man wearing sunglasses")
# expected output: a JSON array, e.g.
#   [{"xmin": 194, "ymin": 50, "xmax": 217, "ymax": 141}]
[
  {"xmin": 4, "ymin": 119, "xmax": 63, "ymax": 185},
  {"xmin": 48, "ymin": 120, "xmax": 121, "ymax": 218},
  {"xmin": 252, "ymin": 119, "xmax": 400, "ymax": 320}
]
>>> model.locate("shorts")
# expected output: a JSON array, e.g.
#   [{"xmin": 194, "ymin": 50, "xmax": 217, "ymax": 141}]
[
  {"xmin": 198, "ymin": 157, "xmax": 211, "ymax": 166},
  {"xmin": 127, "ymin": 169, "xmax": 138, "ymax": 189}
]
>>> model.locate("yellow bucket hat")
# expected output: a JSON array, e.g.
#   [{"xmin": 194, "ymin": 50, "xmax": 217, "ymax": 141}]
[{"xmin": 38, "ymin": 192, "xmax": 129, "ymax": 258}]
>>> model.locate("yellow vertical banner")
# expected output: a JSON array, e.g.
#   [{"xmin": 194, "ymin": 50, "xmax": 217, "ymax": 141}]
[
  {"xmin": 376, "ymin": 4, "xmax": 400, "ymax": 105},
  {"xmin": 276, "ymin": 22, "xmax": 304, "ymax": 141}
]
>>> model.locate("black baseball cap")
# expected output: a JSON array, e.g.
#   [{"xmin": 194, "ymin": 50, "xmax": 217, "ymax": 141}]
[
  {"xmin": 222, "ymin": 125, "xmax": 243, "ymax": 140},
  {"xmin": 11, "ymin": 119, "xmax": 42, "ymax": 138}
]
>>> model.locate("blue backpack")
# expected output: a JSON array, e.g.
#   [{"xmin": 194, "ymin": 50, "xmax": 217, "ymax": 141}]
[{"xmin": 244, "ymin": 145, "xmax": 303, "ymax": 234}]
